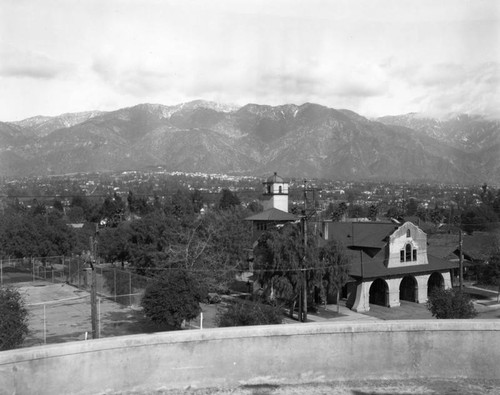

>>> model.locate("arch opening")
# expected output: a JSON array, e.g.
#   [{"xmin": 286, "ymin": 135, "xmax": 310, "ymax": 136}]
[
  {"xmin": 369, "ymin": 278, "xmax": 388, "ymax": 307},
  {"xmin": 400, "ymin": 275, "xmax": 417, "ymax": 302},
  {"xmin": 428, "ymin": 272, "xmax": 444, "ymax": 295}
]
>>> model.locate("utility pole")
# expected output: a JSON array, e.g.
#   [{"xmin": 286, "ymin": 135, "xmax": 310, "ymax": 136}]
[
  {"xmin": 299, "ymin": 179, "xmax": 322, "ymax": 322},
  {"xmin": 302, "ymin": 195, "xmax": 308, "ymax": 323},
  {"xmin": 89, "ymin": 224, "xmax": 99, "ymax": 339},
  {"xmin": 459, "ymin": 229, "xmax": 463, "ymax": 290}
]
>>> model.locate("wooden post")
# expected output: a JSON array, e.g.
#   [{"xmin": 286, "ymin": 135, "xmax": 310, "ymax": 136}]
[
  {"xmin": 302, "ymin": 181, "xmax": 308, "ymax": 322},
  {"xmin": 98, "ymin": 297, "xmax": 101, "ymax": 339},
  {"xmin": 298, "ymin": 276, "xmax": 303, "ymax": 322},
  {"xmin": 129, "ymin": 272, "xmax": 132, "ymax": 306},
  {"xmin": 43, "ymin": 304, "xmax": 46, "ymax": 345},
  {"xmin": 303, "ymin": 270, "xmax": 307, "ymax": 322},
  {"xmin": 459, "ymin": 230, "xmax": 463, "ymax": 290},
  {"xmin": 91, "ymin": 267, "xmax": 97, "ymax": 339},
  {"xmin": 90, "ymin": 234, "xmax": 98, "ymax": 339}
]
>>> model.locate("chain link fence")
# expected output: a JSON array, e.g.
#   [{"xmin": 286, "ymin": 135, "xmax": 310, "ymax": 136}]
[
  {"xmin": 0, "ymin": 255, "xmax": 150, "ymax": 306},
  {"xmin": 0, "ymin": 255, "xmax": 157, "ymax": 347}
]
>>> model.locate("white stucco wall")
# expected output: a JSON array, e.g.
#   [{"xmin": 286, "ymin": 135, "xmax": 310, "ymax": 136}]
[
  {"xmin": 387, "ymin": 222, "xmax": 428, "ymax": 268},
  {"xmin": 262, "ymin": 181, "xmax": 289, "ymax": 212},
  {"xmin": 0, "ymin": 321, "xmax": 499, "ymax": 394}
]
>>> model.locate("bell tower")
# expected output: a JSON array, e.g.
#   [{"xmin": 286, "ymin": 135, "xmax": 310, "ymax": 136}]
[{"xmin": 262, "ymin": 172, "xmax": 289, "ymax": 212}]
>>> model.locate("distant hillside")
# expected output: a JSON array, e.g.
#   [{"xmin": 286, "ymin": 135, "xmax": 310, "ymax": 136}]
[{"xmin": 1, "ymin": 101, "xmax": 498, "ymax": 184}]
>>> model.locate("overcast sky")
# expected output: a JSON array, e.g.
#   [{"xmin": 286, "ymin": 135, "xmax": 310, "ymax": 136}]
[{"xmin": 1, "ymin": 0, "xmax": 498, "ymax": 121}]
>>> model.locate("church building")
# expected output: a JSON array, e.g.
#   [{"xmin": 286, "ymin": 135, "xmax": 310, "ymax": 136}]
[{"xmin": 321, "ymin": 220, "xmax": 457, "ymax": 312}]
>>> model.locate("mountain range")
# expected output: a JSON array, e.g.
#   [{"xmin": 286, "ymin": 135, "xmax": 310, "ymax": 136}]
[{"xmin": 1, "ymin": 100, "xmax": 499, "ymax": 184}]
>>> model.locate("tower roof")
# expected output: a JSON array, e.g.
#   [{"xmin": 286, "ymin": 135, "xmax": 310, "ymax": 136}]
[
  {"xmin": 244, "ymin": 208, "xmax": 298, "ymax": 222},
  {"xmin": 265, "ymin": 172, "xmax": 284, "ymax": 183}
]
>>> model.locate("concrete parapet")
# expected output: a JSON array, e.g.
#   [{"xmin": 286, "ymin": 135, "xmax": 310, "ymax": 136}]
[{"xmin": 1, "ymin": 320, "xmax": 499, "ymax": 394}]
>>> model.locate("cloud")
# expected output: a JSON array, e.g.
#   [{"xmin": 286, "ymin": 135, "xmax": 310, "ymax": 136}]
[
  {"xmin": 0, "ymin": 48, "xmax": 72, "ymax": 79},
  {"xmin": 411, "ymin": 62, "xmax": 500, "ymax": 118},
  {"xmin": 91, "ymin": 55, "xmax": 177, "ymax": 97}
]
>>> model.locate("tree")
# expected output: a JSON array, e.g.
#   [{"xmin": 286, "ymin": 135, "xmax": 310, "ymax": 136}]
[
  {"xmin": 368, "ymin": 205, "xmax": 378, "ymax": 221},
  {"xmin": 166, "ymin": 189, "xmax": 196, "ymax": 221},
  {"xmin": 406, "ymin": 198, "xmax": 419, "ymax": 216},
  {"xmin": 127, "ymin": 190, "xmax": 151, "ymax": 216},
  {"xmin": 53, "ymin": 199, "xmax": 64, "ymax": 212},
  {"xmin": 166, "ymin": 206, "xmax": 252, "ymax": 293},
  {"xmin": 0, "ymin": 210, "xmax": 76, "ymax": 258},
  {"xmin": 426, "ymin": 288, "xmax": 477, "ymax": 319},
  {"xmin": 98, "ymin": 226, "xmax": 131, "ymax": 266},
  {"xmin": 318, "ymin": 239, "xmax": 351, "ymax": 313},
  {"xmin": 254, "ymin": 223, "xmax": 319, "ymax": 321},
  {"xmin": 141, "ymin": 270, "xmax": 207, "ymax": 329},
  {"xmin": 0, "ymin": 287, "xmax": 29, "ymax": 350},
  {"xmin": 386, "ymin": 206, "xmax": 402, "ymax": 219},
  {"xmin": 461, "ymin": 205, "xmax": 498, "ymax": 234},
  {"xmin": 68, "ymin": 206, "xmax": 85, "ymax": 223},
  {"xmin": 218, "ymin": 189, "xmax": 240, "ymax": 210},
  {"xmin": 475, "ymin": 250, "xmax": 500, "ymax": 286},
  {"xmin": 217, "ymin": 299, "xmax": 283, "ymax": 327},
  {"xmin": 331, "ymin": 202, "xmax": 347, "ymax": 222}
]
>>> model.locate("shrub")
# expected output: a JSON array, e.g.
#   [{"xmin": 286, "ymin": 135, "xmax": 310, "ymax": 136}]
[
  {"xmin": 141, "ymin": 270, "xmax": 207, "ymax": 329},
  {"xmin": 0, "ymin": 287, "xmax": 29, "ymax": 350},
  {"xmin": 427, "ymin": 288, "xmax": 477, "ymax": 319},
  {"xmin": 475, "ymin": 252, "xmax": 500, "ymax": 286},
  {"xmin": 217, "ymin": 300, "xmax": 283, "ymax": 327}
]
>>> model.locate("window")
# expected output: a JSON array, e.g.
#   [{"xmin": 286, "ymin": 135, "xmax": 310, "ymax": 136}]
[
  {"xmin": 401, "ymin": 243, "xmax": 417, "ymax": 263},
  {"xmin": 257, "ymin": 223, "xmax": 267, "ymax": 231},
  {"xmin": 406, "ymin": 229, "xmax": 411, "ymax": 237},
  {"xmin": 405, "ymin": 244, "xmax": 412, "ymax": 261},
  {"xmin": 279, "ymin": 185, "xmax": 282, "ymax": 194}
]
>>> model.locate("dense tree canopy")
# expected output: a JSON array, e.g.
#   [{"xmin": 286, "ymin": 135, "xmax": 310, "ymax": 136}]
[
  {"xmin": 0, "ymin": 210, "xmax": 76, "ymax": 258},
  {"xmin": 218, "ymin": 189, "xmax": 241, "ymax": 210},
  {"xmin": 318, "ymin": 239, "xmax": 351, "ymax": 312},
  {"xmin": 141, "ymin": 270, "xmax": 207, "ymax": 329},
  {"xmin": 0, "ymin": 287, "xmax": 29, "ymax": 350}
]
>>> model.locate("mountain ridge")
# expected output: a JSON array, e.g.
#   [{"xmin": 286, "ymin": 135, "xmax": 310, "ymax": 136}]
[{"xmin": 1, "ymin": 101, "xmax": 498, "ymax": 184}]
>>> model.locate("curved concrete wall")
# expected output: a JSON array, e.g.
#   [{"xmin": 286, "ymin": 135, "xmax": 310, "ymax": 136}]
[{"xmin": 1, "ymin": 320, "xmax": 499, "ymax": 394}]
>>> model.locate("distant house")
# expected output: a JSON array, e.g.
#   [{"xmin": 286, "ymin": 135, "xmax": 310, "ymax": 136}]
[
  {"xmin": 427, "ymin": 231, "xmax": 498, "ymax": 280},
  {"xmin": 320, "ymin": 220, "xmax": 457, "ymax": 312}
]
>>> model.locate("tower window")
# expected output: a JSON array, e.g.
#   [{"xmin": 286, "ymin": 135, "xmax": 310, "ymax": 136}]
[
  {"xmin": 406, "ymin": 229, "xmax": 411, "ymax": 237},
  {"xmin": 400, "ymin": 243, "xmax": 417, "ymax": 263},
  {"xmin": 405, "ymin": 244, "xmax": 412, "ymax": 261},
  {"xmin": 279, "ymin": 186, "xmax": 282, "ymax": 194}
]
